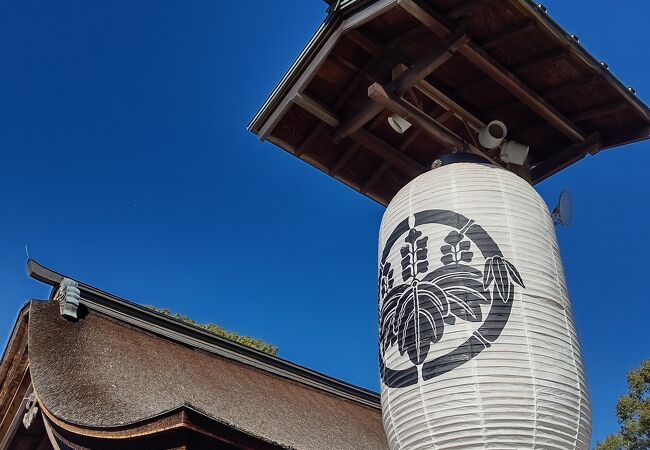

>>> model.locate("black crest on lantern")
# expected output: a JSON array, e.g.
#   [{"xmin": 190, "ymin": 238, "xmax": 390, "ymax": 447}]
[{"xmin": 379, "ymin": 210, "xmax": 524, "ymax": 388}]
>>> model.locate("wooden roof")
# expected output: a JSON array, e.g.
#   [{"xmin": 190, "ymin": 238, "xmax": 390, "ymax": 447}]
[
  {"xmin": 0, "ymin": 261, "xmax": 388, "ymax": 450},
  {"xmin": 249, "ymin": 0, "xmax": 650, "ymax": 205}
]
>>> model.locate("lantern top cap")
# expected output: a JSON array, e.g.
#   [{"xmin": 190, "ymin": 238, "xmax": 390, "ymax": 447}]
[{"xmin": 436, "ymin": 152, "xmax": 491, "ymax": 167}]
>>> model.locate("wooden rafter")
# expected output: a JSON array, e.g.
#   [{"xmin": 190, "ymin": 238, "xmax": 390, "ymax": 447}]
[
  {"xmin": 570, "ymin": 100, "xmax": 628, "ymax": 123},
  {"xmin": 332, "ymin": 27, "xmax": 469, "ymax": 142},
  {"xmin": 516, "ymin": 49, "xmax": 568, "ymax": 73},
  {"xmin": 463, "ymin": 46, "xmax": 585, "ymax": 141},
  {"xmin": 329, "ymin": 52, "xmax": 361, "ymax": 73},
  {"xmin": 487, "ymin": 75, "xmax": 600, "ymax": 117},
  {"xmin": 285, "ymin": 0, "xmax": 632, "ymax": 194},
  {"xmin": 346, "ymin": 31, "xmax": 488, "ymax": 132},
  {"xmin": 415, "ymin": 78, "xmax": 485, "ymax": 131},
  {"xmin": 295, "ymin": 123, "xmax": 327, "ymax": 157},
  {"xmin": 294, "ymin": 90, "xmax": 424, "ymax": 180},
  {"xmin": 368, "ymin": 82, "xmax": 499, "ymax": 165},
  {"xmin": 346, "ymin": 29, "xmax": 394, "ymax": 66},
  {"xmin": 602, "ymin": 126, "xmax": 650, "ymax": 150},
  {"xmin": 362, "ymin": 109, "xmax": 454, "ymax": 194},
  {"xmin": 332, "ymin": 103, "xmax": 384, "ymax": 144},
  {"xmin": 368, "ymin": 83, "xmax": 465, "ymax": 150},
  {"xmin": 544, "ymin": 75, "xmax": 600, "ymax": 99},
  {"xmin": 293, "ymin": 94, "xmax": 340, "ymax": 127},
  {"xmin": 351, "ymin": 128, "xmax": 426, "ymax": 177},
  {"xmin": 446, "ymin": 0, "xmax": 494, "ymax": 20},
  {"xmin": 331, "ymin": 62, "xmax": 422, "ymax": 179},
  {"xmin": 388, "ymin": 25, "xmax": 429, "ymax": 49},
  {"xmin": 268, "ymin": 134, "xmax": 388, "ymax": 203},
  {"xmin": 292, "ymin": 57, "xmax": 380, "ymax": 159},
  {"xmin": 391, "ymin": 28, "xmax": 468, "ymax": 93},
  {"xmin": 397, "ymin": 0, "xmax": 452, "ymax": 37},
  {"xmin": 515, "ymin": 100, "xmax": 631, "ymax": 138},
  {"xmin": 455, "ymin": 49, "xmax": 568, "ymax": 96},
  {"xmin": 381, "ymin": 31, "xmax": 488, "ymax": 123},
  {"xmin": 330, "ymin": 111, "xmax": 389, "ymax": 177},
  {"xmin": 531, "ymin": 132, "xmax": 601, "ymax": 183},
  {"xmin": 480, "ymin": 19, "xmax": 536, "ymax": 49},
  {"xmin": 398, "ymin": 0, "xmax": 586, "ymax": 143}
]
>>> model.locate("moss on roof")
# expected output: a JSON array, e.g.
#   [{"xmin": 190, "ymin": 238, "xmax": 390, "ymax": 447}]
[{"xmin": 145, "ymin": 306, "xmax": 279, "ymax": 356}]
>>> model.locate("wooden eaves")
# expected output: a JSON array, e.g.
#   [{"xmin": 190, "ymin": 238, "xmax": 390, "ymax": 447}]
[{"xmin": 249, "ymin": 0, "xmax": 650, "ymax": 205}]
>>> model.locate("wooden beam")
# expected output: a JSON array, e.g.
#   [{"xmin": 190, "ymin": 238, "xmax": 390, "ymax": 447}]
[
  {"xmin": 361, "ymin": 164, "xmax": 390, "ymax": 195},
  {"xmin": 515, "ymin": 49, "xmax": 568, "ymax": 74},
  {"xmin": 543, "ymin": 75, "xmax": 600, "ymax": 100},
  {"xmin": 481, "ymin": 20, "xmax": 536, "ymax": 49},
  {"xmin": 570, "ymin": 100, "xmax": 628, "ymax": 123},
  {"xmin": 293, "ymin": 57, "xmax": 380, "ymax": 159},
  {"xmin": 446, "ymin": 0, "xmax": 493, "ymax": 20},
  {"xmin": 454, "ymin": 75, "xmax": 494, "ymax": 96},
  {"xmin": 388, "ymin": 25, "xmax": 429, "ymax": 49},
  {"xmin": 330, "ymin": 144, "xmax": 360, "ymax": 176},
  {"xmin": 491, "ymin": 77, "xmax": 602, "ymax": 121},
  {"xmin": 516, "ymin": 101, "xmax": 630, "ymax": 138},
  {"xmin": 295, "ymin": 123, "xmax": 328, "ymax": 157},
  {"xmin": 456, "ymin": 49, "xmax": 568, "ymax": 96},
  {"xmin": 488, "ymin": 75, "xmax": 601, "ymax": 118},
  {"xmin": 362, "ymin": 110, "xmax": 454, "ymax": 194},
  {"xmin": 415, "ymin": 79, "xmax": 485, "ymax": 131},
  {"xmin": 330, "ymin": 58, "xmax": 470, "ymax": 181},
  {"xmin": 332, "ymin": 28, "xmax": 468, "ymax": 142},
  {"xmin": 601, "ymin": 126, "xmax": 650, "ymax": 150},
  {"xmin": 390, "ymin": 28, "xmax": 469, "ymax": 94},
  {"xmin": 399, "ymin": 0, "xmax": 586, "ymax": 143},
  {"xmin": 268, "ymin": 134, "xmax": 359, "ymax": 190},
  {"xmin": 337, "ymin": 58, "xmax": 381, "ymax": 106},
  {"xmin": 346, "ymin": 29, "xmax": 397, "ymax": 66},
  {"xmin": 369, "ymin": 83, "xmax": 501, "ymax": 165},
  {"xmin": 396, "ymin": 0, "xmax": 452, "ymax": 38},
  {"xmin": 293, "ymin": 94, "xmax": 340, "ymax": 127},
  {"xmin": 368, "ymin": 83, "xmax": 466, "ymax": 149},
  {"xmin": 303, "ymin": 57, "xmax": 385, "ymax": 176},
  {"xmin": 351, "ymin": 128, "xmax": 427, "ymax": 177},
  {"xmin": 349, "ymin": 32, "xmax": 487, "ymax": 132},
  {"xmin": 460, "ymin": 43, "xmax": 585, "ymax": 142},
  {"xmin": 330, "ymin": 111, "xmax": 389, "ymax": 177},
  {"xmin": 332, "ymin": 102, "xmax": 385, "ymax": 143},
  {"xmin": 531, "ymin": 133, "xmax": 601, "ymax": 183},
  {"xmin": 329, "ymin": 52, "xmax": 361, "ymax": 73}
]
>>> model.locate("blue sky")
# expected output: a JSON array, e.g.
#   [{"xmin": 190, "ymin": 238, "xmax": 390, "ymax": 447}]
[{"xmin": 0, "ymin": 0, "xmax": 648, "ymax": 446}]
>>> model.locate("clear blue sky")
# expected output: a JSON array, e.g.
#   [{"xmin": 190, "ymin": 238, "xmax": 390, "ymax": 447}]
[{"xmin": 0, "ymin": 0, "xmax": 647, "ymax": 446}]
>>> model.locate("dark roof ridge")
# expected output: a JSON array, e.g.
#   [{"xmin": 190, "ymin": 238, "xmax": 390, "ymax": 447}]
[{"xmin": 27, "ymin": 259, "xmax": 380, "ymax": 409}]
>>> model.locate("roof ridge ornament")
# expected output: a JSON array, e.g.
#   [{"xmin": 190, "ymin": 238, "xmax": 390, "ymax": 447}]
[{"xmin": 55, "ymin": 278, "xmax": 81, "ymax": 320}]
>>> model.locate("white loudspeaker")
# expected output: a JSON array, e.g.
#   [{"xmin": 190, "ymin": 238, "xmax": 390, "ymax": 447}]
[
  {"xmin": 500, "ymin": 140, "xmax": 530, "ymax": 165},
  {"xmin": 388, "ymin": 114, "xmax": 412, "ymax": 134},
  {"xmin": 478, "ymin": 120, "xmax": 507, "ymax": 149}
]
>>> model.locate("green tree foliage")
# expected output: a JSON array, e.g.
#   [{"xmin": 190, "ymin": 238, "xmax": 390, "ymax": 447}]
[
  {"xmin": 596, "ymin": 359, "xmax": 650, "ymax": 450},
  {"xmin": 145, "ymin": 306, "xmax": 279, "ymax": 356}
]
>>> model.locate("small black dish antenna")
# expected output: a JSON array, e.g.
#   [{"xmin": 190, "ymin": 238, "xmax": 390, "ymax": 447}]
[{"xmin": 552, "ymin": 190, "xmax": 572, "ymax": 226}]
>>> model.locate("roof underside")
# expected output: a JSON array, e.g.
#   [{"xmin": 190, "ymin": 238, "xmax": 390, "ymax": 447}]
[{"xmin": 250, "ymin": 0, "xmax": 650, "ymax": 205}]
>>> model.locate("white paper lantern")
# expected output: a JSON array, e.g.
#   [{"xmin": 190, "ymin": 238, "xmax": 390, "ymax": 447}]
[{"xmin": 378, "ymin": 157, "xmax": 591, "ymax": 449}]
